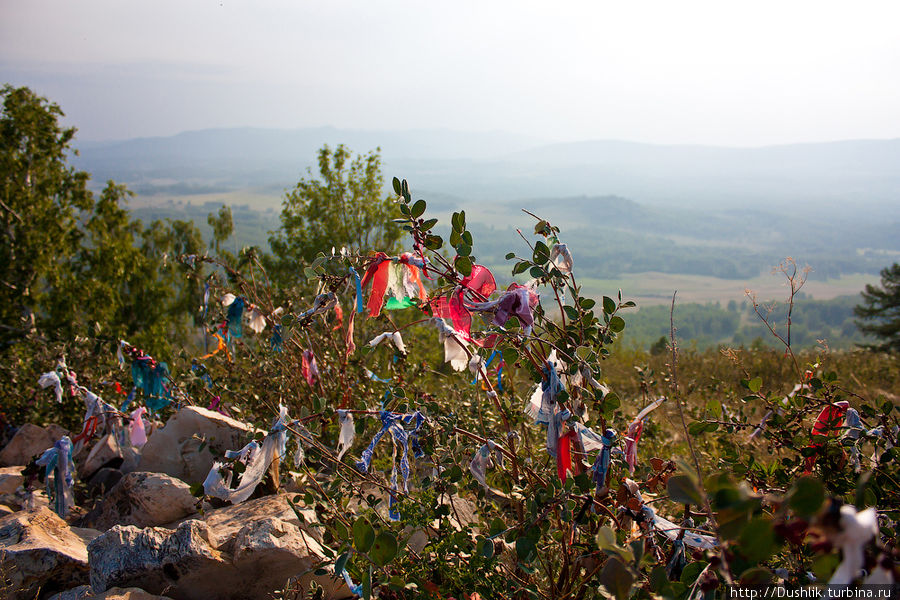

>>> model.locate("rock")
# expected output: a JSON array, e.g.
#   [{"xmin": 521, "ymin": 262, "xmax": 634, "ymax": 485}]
[
  {"xmin": 0, "ymin": 503, "xmax": 13, "ymax": 516},
  {"xmin": 138, "ymin": 407, "xmax": 254, "ymax": 484},
  {"xmin": 88, "ymin": 467, "xmax": 125, "ymax": 494},
  {"xmin": 80, "ymin": 433, "xmax": 141, "ymax": 480},
  {"xmin": 83, "ymin": 472, "xmax": 198, "ymax": 531},
  {"xmin": 48, "ymin": 585, "xmax": 174, "ymax": 599},
  {"xmin": 89, "ymin": 512, "xmax": 349, "ymax": 600},
  {"xmin": 46, "ymin": 585, "xmax": 92, "ymax": 600},
  {"xmin": 0, "ymin": 507, "xmax": 100, "ymax": 599},
  {"xmin": 0, "ymin": 465, "xmax": 24, "ymax": 494},
  {"xmin": 0, "ymin": 423, "xmax": 69, "ymax": 467},
  {"xmin": 193, "ymin": 493, "xmax": 320, "ymax": 548}
]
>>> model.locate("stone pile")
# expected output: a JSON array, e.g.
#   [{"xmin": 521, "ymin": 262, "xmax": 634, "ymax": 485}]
[{"xmin": 0, "ymin": 407, "xmax": 353, "ymax": 600}]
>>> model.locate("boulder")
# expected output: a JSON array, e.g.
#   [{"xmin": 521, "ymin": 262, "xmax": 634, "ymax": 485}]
[
  {"xmin": 0, "ymin": 423, "xmax": 69, "ymax": 467},
  {"xmin": 89, "ymin": 512, "xmax": 349, "ymax": 600},
  {"xmin": 83, "ymin": 472, "xmax": 198, "ymax": 531},
  {"xmin": 138, "ymin": 407, "xmax": 254, "ymax": 484},
  {"xmin": 0, "ymin": 465, "xmax": 24, "ymax": 495},
  {"xmin": 48, "ymin": 585, "xmax": 174, "ymax": 599},
  {"xmin": 0, "ymin": 507, "xmax": 100, "ymax": 599},
  {"xmin": 80, "ymin": 433, "xmax": 141, "ymax": 480},
  {"xmin": 193, "ymin": 493, "xmax": 319, "ymax": 548}
]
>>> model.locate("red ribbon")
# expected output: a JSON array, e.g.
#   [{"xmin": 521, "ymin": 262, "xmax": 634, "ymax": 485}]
[
  {"xmin": 803, "ymin": 401, "xmax": 849, "ymax": 473},
  {"xmin": 360, "ymin": 252, "xmax": 390, "ymax": 317}
]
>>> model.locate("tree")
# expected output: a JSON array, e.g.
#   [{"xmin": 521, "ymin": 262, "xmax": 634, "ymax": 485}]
[
  {"xmin": 0, "ymin": 85, "xmax": 93, "ymax": 342},
  {"xmin": 854, "ymin": 263, "xmax": 900, "ymax": 351},
  {"xmin": 0, "ymin": 85, "xmax": 209, "ymax": 355},
  {"xmin": 268, "ymin": 144, "xmax": 401, "ymax": 287}
]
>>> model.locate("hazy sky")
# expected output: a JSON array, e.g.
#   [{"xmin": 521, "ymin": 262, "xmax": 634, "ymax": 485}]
[{"xmin": 2, "ymin": 0, "xmax": 899, "ymax": 145}]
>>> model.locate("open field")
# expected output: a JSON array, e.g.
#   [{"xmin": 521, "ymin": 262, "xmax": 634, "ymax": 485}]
[{"xmin": 578, "ymin": 270, "xmax": 874, "ymax": 307}]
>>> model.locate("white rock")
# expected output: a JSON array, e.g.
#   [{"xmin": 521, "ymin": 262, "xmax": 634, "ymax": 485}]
[
  {"xmin": 0, "ymin": 507, "xmax": 100, "ymax": 599},
  {"xmin": 88, "ymin": 515, "xmax": 350, "ymax": 600},
  {"xmin": 0, "ymin": 423, "xmax": 69, "ymax": 467},
  {"xmin": 138, "ymin": 407, "xmax": 255, "ymax": 484},
  {"xmin": 84, "ymin": 472, "xmax": 198, "ymax": 531},
  {"xmin": 0, "ymin": 465, "xmax": 24, "ymax": 494},
  {"xmin": 47, "ymin": 585, "xmax": 174, "ymax": 600},
  {"xmin": 80, "ymin": 433, "xmax": 141, "ymax": 480}
]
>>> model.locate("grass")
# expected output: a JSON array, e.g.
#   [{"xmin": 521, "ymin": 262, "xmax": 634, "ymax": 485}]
[{"xmin": 578, "ymin": 271, "xmax": 874, "ymax": 307}]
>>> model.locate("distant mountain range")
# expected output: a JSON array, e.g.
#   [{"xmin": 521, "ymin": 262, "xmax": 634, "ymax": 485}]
[{"xmin": 71, "ymin": 127, "xmax": 900, "ymax": 219}]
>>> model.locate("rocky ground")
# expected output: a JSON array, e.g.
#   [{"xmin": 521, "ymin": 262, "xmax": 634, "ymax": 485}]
[{"xmin": 0, "ymin": 407, "xmax": 363, "ymax": 600}]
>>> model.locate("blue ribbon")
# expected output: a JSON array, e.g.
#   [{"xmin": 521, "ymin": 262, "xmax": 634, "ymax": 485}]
[
  {"xmin": 471, "ymin": 350, "xmax": 501, "ymax": 385},
  {"xmin": 349, "ymin": 266, "xmax": 364, "ymax": 314},
  {"xmin": 202, "ymin": 281, "xmax": 211, "ymax": 319},
  {"xmin": 355, "ymin": 410, "xmax": 425, "ymax": 521},
  {"xmin": 121, "ymin": 386, "xmax": 136, "ymax": 413},
  {"xmin": 270, "ymin": 323, "xmax": 283, "ymax": 353},
  {"xmin": 132, "ymin": 358, "xmax": 171, "ymax": 412},
  {"xmin": 226, "ymin": 297, "xmax": 245, "ymax": 338},
  {"xmin": 591, "ymin": 428, "xmax": 617, "ymax": 492},
  {"xmin": 36, "ymin": 436, "xmax": 74, "ymax": 517}
]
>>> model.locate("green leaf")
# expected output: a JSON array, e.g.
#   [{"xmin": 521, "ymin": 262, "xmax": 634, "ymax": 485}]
[
  {"xmin": 680, "ymin": 561, "xmax": 707, "ymax": 585},
  {"xmin": 533, "ymin": 241, "xmax": 550, "ymax": 263},
  {"xmin": 489, "ymin": 517, "xmax": 505, "ymax": 536},
  {"xmin": 598, "ymin": 556, "xmax": 634, "ymax": 600},
  {"xmin": 481, "ymin": 537, "xmax": 495, "ymax": 559},
  {"xmin": 602, "ymin": 296, "xmax": 616, "ymax": 314},
  {"xmin": 410, "ymin": 199, "xmax": 426, "ymax": 218},
  {"xmin": 739, "ymin": 567, "xmax": 773, "ymax": 586},
  {"xmin": 748, "ymin": 377, "xmax": 762, "ymax": 393},
  {"xmin": 456, "ymin": 243, "xmax": 472, "ymax": 257},
  {"xmin": 787, "ymin": 476, "xmax": 825, "ymax": 517},
  {"xmin": 574, "ymin": 472, "xmax": 592, "ymax": 493},
  {"xmin": 421, "ymin": 218, "xmax": 438, "ymax": 230},
  {"xmin": 512, "ymin": 261, "xmax": 530, "ymax": 276},
  {"xmin": 392, "ymin": 177, "xmax": 402, "ymax": 196},
  {"xmin": 505, "ymin": 252, "xmax": 516, "ymax": 260},
  {"xmin": 353, "ymin": 517, "xmax": 375, "ymax": 553},
  {"xmin": 370, "ymin": 532, "xmax": 398, "ymax": 566},
  {"xmin": 688, "ymin": 421, "xmax": 707, "ymax": 436},
  {"xmin": 739, "ymin": 517, "xmax": 776, "ymax": 562},
  {"xmin": 456, "ymin": 255, "xmax": 473, "ymax": 277},
  {"xmin": 515, "ymin": 535, "xmax": 537, "ymax": 563},
  {"xmin": 667, "ymin": 474, "xmax": 703, "ymax": 505},
  {"xmin": 609, "ymin": 316, "xmax": 625, "ymax": 333},
  {"xmin": 649, "ymin": 565, "xmax": 668, "ymax": 593},
  {"xmin": 529, "ymin": 266, "xmax": 544, "ymax": 279},
  {"xmin": 362, "ymin": 566, "xmax": 372, "ymax": 600},
  {"xmin": 502, "ymin": 347, "xmax": 519, "ymax": 365},
  {"xmin": 534, "ymin": 220, "xmax": 548, "ymax": 235},
  {"xmin": 812, "ymin": 554, "xmax": 839, "ymax": 582},
  {"xmin": 334, "ymin": 551, "xmax": 350, "ymax": 576}
]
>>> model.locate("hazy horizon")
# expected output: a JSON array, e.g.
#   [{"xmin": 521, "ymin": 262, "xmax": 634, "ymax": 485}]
[{"xmin": 3, "ymin": 1, "xmax": 900, "ymax": 146}]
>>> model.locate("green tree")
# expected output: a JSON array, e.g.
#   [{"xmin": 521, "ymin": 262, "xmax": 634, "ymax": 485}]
[
  {"xmin": 0, "ymin": 85, "xmax": 93, "ymax": 343},
  {"xmin": 854, "ymin": 262, "xmax": 900, "ymax": 351},
  {"xmin": 75, "ymin": 181, "xmax": 206, "ymax": 354},
  {"xmin": 0, "ymin": 85, "xmax": 208, "ymax": 355},
  {"xmin": 268, "ymin": 144, "xmax": 401, "ymax": 286}
]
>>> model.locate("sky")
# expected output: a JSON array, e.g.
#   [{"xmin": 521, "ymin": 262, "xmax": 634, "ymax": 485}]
[{"xmin": 2, "ymin": 0, "xmax": 899, "ymax": 145}]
